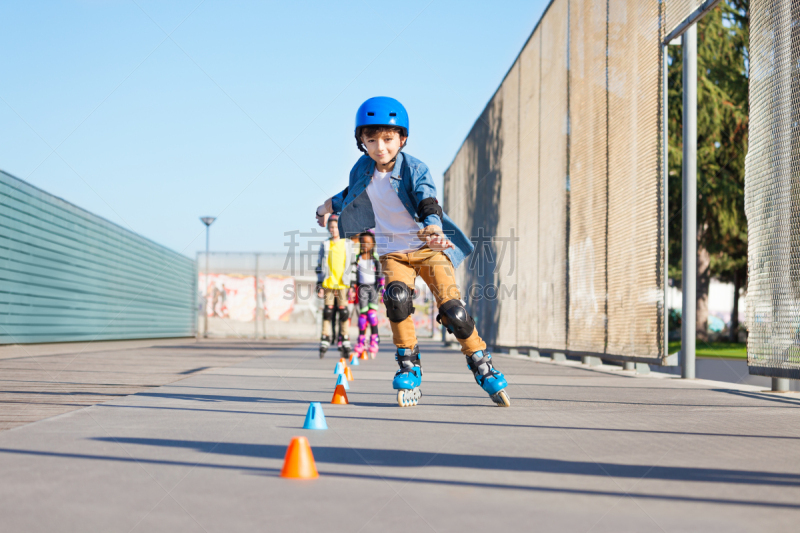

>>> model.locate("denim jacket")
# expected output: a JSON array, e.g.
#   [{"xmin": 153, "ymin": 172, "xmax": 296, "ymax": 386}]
[{"xmin": 330, "ymin": 152, "xmax": 474, "ymax": 269}]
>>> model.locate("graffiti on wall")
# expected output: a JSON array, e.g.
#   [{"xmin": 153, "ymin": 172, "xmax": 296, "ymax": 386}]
[
  {"xmin": 201, "ymin": 274, "xmax": 295, "ymax": 322},
  {"xmin": 263, "ymin": 276, "xmax": 294, "ymax": 321}
]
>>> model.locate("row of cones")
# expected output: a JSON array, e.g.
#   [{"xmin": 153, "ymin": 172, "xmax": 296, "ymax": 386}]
[
  {"xmin": 332, "ymin": 357, "xmax": 353, "ymax": 404},
  {"xmin": 281, "ymin": 356, "xmax": 358, "ymax": 479},
  {"xmin": 348, "ymin": 346, "xmax": 373, "ymax": 366}
]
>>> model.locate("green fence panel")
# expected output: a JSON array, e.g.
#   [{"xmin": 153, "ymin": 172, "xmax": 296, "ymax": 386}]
[{"xmin": 0, "ymin": 170, "xmax": 196, "ymax": 344}]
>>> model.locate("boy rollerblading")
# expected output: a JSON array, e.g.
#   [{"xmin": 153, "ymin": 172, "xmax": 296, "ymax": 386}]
[{"xmin": 316, "ymin": 97, "xmax": 510, "ymax": 407}]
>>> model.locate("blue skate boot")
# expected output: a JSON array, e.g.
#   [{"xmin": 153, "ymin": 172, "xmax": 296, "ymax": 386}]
[
  {"xmin": 392, "ymin": 345, "xmax": 422, "ymax": 407},
  {"xmin": 466, "ymin": 351, "xmax": 511, "ymax": 407}
]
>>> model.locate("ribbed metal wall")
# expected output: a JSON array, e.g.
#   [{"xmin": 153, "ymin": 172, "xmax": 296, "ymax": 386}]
[
  {"xmin": 444, "ymin": 0, "xmax": 666, "ymax": 363},
  {"xmin": 606, "ymin": 0, "xmax": 663, "ymax": 359},
  {"xmin": 568, "ymin": 0, "xmax": 608, "ymax": 355},
  {"xmin": 516, "ymin": 30, "xmax": 542, "ymax": 348},
  {"xmin": 0, "ymin": 170, "xmax": 196, "ymax": 344},
  {"xmin": 461, "ymin": 78, "xmax": 502, "ymax": 342},
  {"xmin": 497, "ymin": 63, "xmax": 520, "ymax": 347},
  {"xmin": 538, "ymin": 0, "xmax": 570, "ymax": 352}
]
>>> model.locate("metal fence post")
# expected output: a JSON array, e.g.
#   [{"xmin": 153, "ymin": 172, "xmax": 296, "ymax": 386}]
[
  {"xmin": 681, "ymin": 24, "xmax": 697, "ymax": 379},
  {"xmin": 254, "ymin": 253, "xmax": 259, "ymax": 339},
  {"xmin": 261, "ymin": 254, "xmax": 267, "ymax": 339},
  {"xmin": 204, "ymin": 236, "xmax": 210, "ymax": 338},
  {"xmin": 772, "ymin": 378, "xmax": 790, "ymax": 392},
  {"xmin": 663, "ymin": 42, "xmax": 670, "ymax": 361}
]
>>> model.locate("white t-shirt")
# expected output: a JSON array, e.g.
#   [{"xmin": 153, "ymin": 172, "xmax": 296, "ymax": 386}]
[
  {"xmin": 357, "ymin": 257, "xmax": 376, "ymax": 285},
  {"xmin": 366, "ymin": 168, "xmax": 425, "ymax": 255}
]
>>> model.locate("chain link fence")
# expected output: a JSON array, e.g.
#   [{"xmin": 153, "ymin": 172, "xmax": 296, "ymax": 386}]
[
  {"xmin": 745, "ymin": 0, "xmax": 800, "ymax": 379},
  {"xmin": 444, "ymin": 0, "xmax": 667, "ymax": 363}
]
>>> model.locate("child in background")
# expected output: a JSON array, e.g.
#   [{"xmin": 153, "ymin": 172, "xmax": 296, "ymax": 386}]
[
  {"xmin": 341, "ymin": 234, "xmax": 361, "ymax": 352},
  {"xmin": 315, "ymin": 214, "xmax": 355, "ymax": 358},
  {"xmin": 353, "ymin": 231, "xmax": 384, "ymax": 359}
]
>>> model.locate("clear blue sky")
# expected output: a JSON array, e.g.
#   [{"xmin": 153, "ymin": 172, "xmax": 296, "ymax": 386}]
[{"xmin": 1, "ymin": 0, "xmax": 549, "ymax": 258}]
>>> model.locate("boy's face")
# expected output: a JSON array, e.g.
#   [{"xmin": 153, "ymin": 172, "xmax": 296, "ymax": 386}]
[{"xmin": 361, "ymin": 130, "xmax": 406, "ymax": 166}]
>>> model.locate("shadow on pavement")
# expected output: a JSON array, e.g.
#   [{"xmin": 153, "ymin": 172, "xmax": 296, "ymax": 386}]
[
  {"xmin": 716, "ymin": 389, "xmax": 800, "ymax": 406},
  {"xmin": 87, "ymin": 437, "xmax": 800, "ymax": 488},
  {"xmin": 162, "ymin": 344, "xmax": 318, "ymax": 352},
  {"xmin": 1, "ymin": 445, "xmax": 798, "ymax": 510},
  {"xmin": 98, "ymin": 404, "xmax": 800, "ymax": 441},
  {"xmin": 0, "ymin": 390, "xmax": 128, "ymax": 397},
  {"xmin": 133, "ymin": 392, "xmax": 307, "ymax": 404}
]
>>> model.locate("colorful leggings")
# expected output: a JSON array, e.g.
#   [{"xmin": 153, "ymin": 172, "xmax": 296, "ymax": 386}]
[{"xmin": 356, "ymin": 284, "xmax": 380, "ymax": 336}]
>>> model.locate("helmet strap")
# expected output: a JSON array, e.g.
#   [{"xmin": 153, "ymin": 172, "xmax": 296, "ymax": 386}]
[{"xmin": 388, "ymin": 137, "xmax": 408, "ymax": 163}]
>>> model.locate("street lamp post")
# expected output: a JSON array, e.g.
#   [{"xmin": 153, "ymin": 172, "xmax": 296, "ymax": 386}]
[{"xmin": 200, "ymin": 217, "xmax": 216, "ymax": 338}]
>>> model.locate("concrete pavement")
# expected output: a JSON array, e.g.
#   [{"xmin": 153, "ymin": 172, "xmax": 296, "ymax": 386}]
[
  {"xmin": 0, "ymin": 338, "xmax": 260, "ymax": 430},
  {"xmin": 1, "ymin": 338, "xmax": 799, "ymax": 532}
]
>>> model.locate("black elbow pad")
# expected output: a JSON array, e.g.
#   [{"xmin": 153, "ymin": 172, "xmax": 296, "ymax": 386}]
[{"xmin": 417, "ymin": 198, "xmax": 443, "ymax": 222}]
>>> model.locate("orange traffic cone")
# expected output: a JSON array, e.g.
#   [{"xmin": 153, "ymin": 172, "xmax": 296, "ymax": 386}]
[
  {"xmin": 339, "ymin": 357, "xmax": 346, "ymax": 365},
  {"xmin": 280, "ymin": 436, "xmax": 319, "ymax": 479},
  {"xmin": 344, "ymin": 366, "xmax": 354, "ymax": 381},
  {"xmin": 331, "ymin": 384, "xmax": 349, "ymax": 404}
]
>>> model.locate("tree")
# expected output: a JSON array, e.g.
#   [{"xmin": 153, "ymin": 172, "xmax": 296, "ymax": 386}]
[{"xmin": 667, "ymin": 0, "xmax": 749, "ymax": 342}]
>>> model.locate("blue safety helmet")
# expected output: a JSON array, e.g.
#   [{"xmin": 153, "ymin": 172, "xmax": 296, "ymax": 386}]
[{"xmin": 355, "ymin": 97, "xmax": 409, "ymax": 154}]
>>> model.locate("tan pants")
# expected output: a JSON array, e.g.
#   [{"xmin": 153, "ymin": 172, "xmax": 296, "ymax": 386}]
[
  {"xmin": 323, "ymin": 288, "xmax": 348, "ymax": 307},
  {"xmin": 322, "ymin": 288, "xmax": 348, "ymax": 337},
  {"xmin": 380, "ymin": 246, "xmax": 485, "ymax": 356}
]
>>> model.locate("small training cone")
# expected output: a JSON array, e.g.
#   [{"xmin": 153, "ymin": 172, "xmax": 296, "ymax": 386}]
[
  {"xmin": 359, "ymin": 352, "xmax": 369, "ymax": 360},
  {"xmin": 336, "ymin": 373, "xmax": 350, "ymax": 390},
  {"xmin": 339, "ymin": 357, "xmax": 346, "ymax": 365},
  {"xmin": 280, "ymin": 436, "xmax": 319, "ymax": 479},
  {"xmin": 331, "ymin": 384, "xmax": 349, "ymax": 404},
  {"xmin": 344, "ymin": 366, "xmax": 354, "ymax": 381},
  {"xmin": 302, "ymin": 402, "xmax": 328, "ymax": 430},
  {"xmin": 334, "ymin": 362, "xmax": 344, "ymax": 375},
  {"xmin": 350, "ymin": 355, "xmax": 360, "ymax": 366}
]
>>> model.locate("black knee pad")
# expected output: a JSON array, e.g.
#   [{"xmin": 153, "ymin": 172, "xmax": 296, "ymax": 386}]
[
  {"xmin": 437, "ymin": 299, "xmax": 475, "ymax": 339},
  {"xmin": 338, "ymin": 307, "xmax": 349, "ymax": 321},
  {"xmin": 323, "ymin": 307, "xmax": 334, "ymax": 320},
  {"xmin": 384, "ymin": 281, "xmax": 415, "ymax": 323}
]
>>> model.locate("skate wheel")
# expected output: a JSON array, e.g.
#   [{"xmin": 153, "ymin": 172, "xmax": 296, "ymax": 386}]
[
  {"xmin": 491, "ymin": 390, "xmax": 511, "ymax": 407},
  {"xmin": 397, "ymin": 389, "xmax": 421, "ymax": 407}
]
